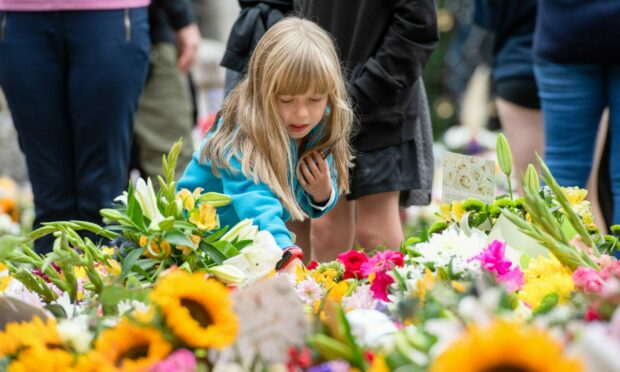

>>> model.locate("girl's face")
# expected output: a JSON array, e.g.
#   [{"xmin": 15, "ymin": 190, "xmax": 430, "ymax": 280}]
[{"xmin": 275, "ymin": 89, "xmax": 328, "ymax": 142}]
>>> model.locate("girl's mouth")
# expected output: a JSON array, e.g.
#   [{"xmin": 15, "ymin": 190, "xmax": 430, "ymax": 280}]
[{"xmin": 288, "ymin": 124, "xmax": 309, "ymax": 133}]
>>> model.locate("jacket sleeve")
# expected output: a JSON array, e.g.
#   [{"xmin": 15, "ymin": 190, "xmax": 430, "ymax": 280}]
[
  {"xmin": 220, "ymin": 160, "xmax": 294, "ymax": 250},
  {"xmin": 155, "ymin": 0, "xmax": 195, "ymax": 31},
  {"xmin": 352, "ymin": 0, "xmax": 439, "ymax": 108},
  {"xmin": 299, "ymin": 154, "xmax": 339, "ymax": 218}
]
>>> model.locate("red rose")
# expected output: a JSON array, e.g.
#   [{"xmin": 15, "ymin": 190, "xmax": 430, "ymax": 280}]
[
  {"xmin": 337, "ymin": 249, "xmax": 369, "ymax": 279},
  {"xmin": 306, "ymin": 260, "xmax": 319, "ymax": 270}
]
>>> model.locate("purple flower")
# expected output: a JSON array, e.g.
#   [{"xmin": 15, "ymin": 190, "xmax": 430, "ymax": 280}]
[
  {"xmin": 360, "ymin": 250, "xmax": 404, "ymax": 276},
  {"xmin": 307, "ymin": 361, "xmax": 351, "ymax": 372},
  {"xmin": 150, "ymin": 349, "xmax": 197, "ymax": 372},
  {"xmin": 469, "ymin": 240, "xmax": 512, "ymax": 275}
]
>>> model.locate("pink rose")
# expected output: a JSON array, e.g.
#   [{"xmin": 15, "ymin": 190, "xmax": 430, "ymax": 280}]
[
  {"xmin": 360, "ymin": 250, "xmax": 404, "ymax": 276},
  {"xmin": 573, "ymin": 267, "xmax": 604, "ymax": 295}
]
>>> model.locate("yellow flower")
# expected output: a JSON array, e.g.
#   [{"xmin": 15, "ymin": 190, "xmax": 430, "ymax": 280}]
[
  {"xmin": 189, "ymin": 203, "xmax": 219, "ymax": 231},
  {"xmin": 0, "ymin": 177, "xmax": 18, "ymax": 221},
  {"xmin": 150, "ymin": 271, "xmax": 238, "ymax": 349},
  {"xmin": 143, "ymin": 237, "xmax": 172, "ymax": 259},
  {"xmin": 368, "ymin": 355, "xmax": 390, "ymax": 372},
  {"xmin": 438, "ymin": 201, "xmax": 464, "ymax": 222},
  {"xmin": 312, "ymin": 268, "xmax": 338, "ymax": 290},
  {"xmin": 416, "ymin": 269, "xmax": 436, "ymax": 300},
  {"xmin": 0, "ymin": 262, "xmax": 10, "ymax": 292},
  {"xmin": 431, "ymin": 321, "xmax": 582, "ymax": 372},
  {"xmin": 561, "ymin": 187, "xmax": 590, "ymax": 215},
  {"xmin": 327, "ymin": 281, "xmax": 349, "ymax": 302},
  {"xmin": 139, "ymin": 235, "xmax": 148, "ymax": 247},
  {"xmin": 0, "ymin": 317, "xmax": 62, "ymax": 358},
  {"xmin": 8, "ymin": 346, "xmax": 75, "ymax": 372},
  {"xmin": 452, "ymin": 201, "xmax": 464, "ymax": 221},
  {"xmin": 79, "ymin": 319, "xmax": 172, "ymax": 372},
  {"xmin": 177, "ymin": 187, "xmax": 203, "ymax": 211},
  {"xmin": 295, "ymin": 264, "xmax": 309, "ymax": 283},
  {"xmin": 519, "ymin": 256, "xmax": 574, "ymax": 309}
]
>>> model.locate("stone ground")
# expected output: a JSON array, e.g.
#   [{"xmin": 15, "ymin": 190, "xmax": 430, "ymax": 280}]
[{"xmin": 0, "ymin": 92, "xmax": 28, "ymax": 184}]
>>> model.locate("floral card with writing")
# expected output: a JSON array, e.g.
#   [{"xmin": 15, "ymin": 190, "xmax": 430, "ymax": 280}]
[{"xmin": 442, "ymin": 152, "xmax": 496, "ymax": 204}]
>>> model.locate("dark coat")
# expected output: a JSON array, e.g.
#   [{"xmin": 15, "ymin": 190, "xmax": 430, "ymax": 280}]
[
  {"xmin": 294, "ymin": 0, "xmax": 438, "ymax": 152},
  {"xmin": 149, "ymin": 0, "xmax": 195, "ymax": 44},
  {"xmin": 220, "ymin": 0, "xmax": 293, "ymax": 73}
]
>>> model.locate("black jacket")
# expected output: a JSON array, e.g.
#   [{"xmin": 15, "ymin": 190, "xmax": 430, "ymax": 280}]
[
  {"xmin": 149, "ymin": 0, "xmax": 195, "ymax": 45},
  {"xmin": 294, "ymin": 0, "xmax": 438, "ymax": 151},
  {"xmin": 221, "ymin": 0, "xmax": 294, "ymax": 73}
]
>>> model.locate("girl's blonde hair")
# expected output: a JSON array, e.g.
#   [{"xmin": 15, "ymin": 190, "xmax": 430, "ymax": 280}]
[{"xmin": 204, "ymin": 17, "xmax": 354, "ymax": 220}]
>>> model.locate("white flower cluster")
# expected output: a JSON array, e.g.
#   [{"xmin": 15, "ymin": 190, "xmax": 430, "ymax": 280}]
[{"xmin": 410, "ymin": 226, "xmax": 487, "ymax": 276}]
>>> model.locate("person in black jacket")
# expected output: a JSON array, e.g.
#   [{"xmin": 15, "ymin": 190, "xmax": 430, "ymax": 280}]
[
  {"xmin": 132, "ymin": 0, "xmax": 201, "ymax": 183},
  {"xmin": 294, "ymin": 0, "xmax": 439, "ymax": 260},
  {"xmin": 221, "ymin": 0, "xmax": 293, "ymax": 96}
]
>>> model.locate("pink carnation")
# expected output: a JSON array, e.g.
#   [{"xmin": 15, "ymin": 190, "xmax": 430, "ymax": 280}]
[
  {"xmin": 573, "ymin": 267, "xmax": 604, "ymax": 295},
  {"xmin": 370, "ymin": 271, "xmax": 394, "ymax": 301},
  {"xmin": 497, "ymin": 267, "xmax": 524, "ymax": 292},
  {"xmin": 150, "ymin": 349, "xmax": 197, "ymax": 372},
  {"xmin": 469, "ymin": 240, "xmax": 512, "ymax": 275},
  {"xmin": 360, "ymin": 250, "xmax": 404, "ymax": 276}
]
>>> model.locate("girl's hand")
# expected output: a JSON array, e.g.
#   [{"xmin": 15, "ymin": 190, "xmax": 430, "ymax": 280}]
[{"xmin": 298, "ymin": 151, "xmax": 332, "ymax": 204}]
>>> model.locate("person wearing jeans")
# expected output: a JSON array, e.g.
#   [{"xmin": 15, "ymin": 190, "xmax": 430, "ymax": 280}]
[
  {"xmin": 0, "ymin": 1, "xmax": 150, "ymax": 252},
  {"xmin": 533, "ymin": 0, "xmax": 620, "ymax": 227}
]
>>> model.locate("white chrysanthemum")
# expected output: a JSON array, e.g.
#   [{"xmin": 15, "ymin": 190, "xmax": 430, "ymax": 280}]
[
  {"xmin": 2, "ymin": 279, "xmax": 46, "ymax": 309},
  {"xmin": 295, "ymin": 279, "xmax": 324, "ymax": 305},
  {"xmin": 342, "ymin": 285, "xmax": 377, "ymax": 311},
  {"xmin": 410, "ymin": 226, "xmax": 487, "ymax": 275},
  {"xmin": 57, "ymin": 315, "xmax": 93, "ymax": 353}
]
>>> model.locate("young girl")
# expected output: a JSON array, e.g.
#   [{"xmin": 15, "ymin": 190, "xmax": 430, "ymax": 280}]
[{"xmin": 177, "ymin": 17, "xmax": 354, "ymax": 269}]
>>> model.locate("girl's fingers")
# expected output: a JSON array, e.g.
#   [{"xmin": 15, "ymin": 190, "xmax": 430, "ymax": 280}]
[
  {"xmin": 313, "ymin": 152, "xmax": 328, "ymax": 174},
  {"xmin": 306, "ymin": 155, "xmax": 321, "ymax": 176},
  {"xmin": 301, "ymin": 159, "xmax": 315, "ymax": 183}
]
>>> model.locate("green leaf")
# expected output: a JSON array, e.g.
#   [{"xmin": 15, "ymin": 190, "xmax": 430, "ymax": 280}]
[
  {"xmin": 120, "ymin": 247, "xmax": 145, "ymax": 279},
  {"xmin": 533, "ymin": 293, "xmax": 559, "ymax": 315},
  {"xmin": 158, "ymin": 216, "xmax": 175, "ymax": 231},
  {"xmin": 210, "ymin": 240, "xmax": 239, "ymax": 259},
  {"xmin": 164, "ymin": 230, "xmax": 195, "ymax": 248},
  {"xmin": 200, "ymin": 242, "xmax": 226, "ymax": 265}
]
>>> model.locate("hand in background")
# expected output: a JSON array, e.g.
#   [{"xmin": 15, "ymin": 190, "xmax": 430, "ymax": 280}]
[{"xmin": 176, "ymin": 23, "xmax": 201, "ymax": 73}]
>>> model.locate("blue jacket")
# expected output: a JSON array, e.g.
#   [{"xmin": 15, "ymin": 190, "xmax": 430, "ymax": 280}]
[{"xmin": 177, "ymin": 123, "xmax": 338, "ymax": 249}]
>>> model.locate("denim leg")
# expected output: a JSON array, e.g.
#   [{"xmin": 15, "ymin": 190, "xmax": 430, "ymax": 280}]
[
  {"xmin": 534, "ymin": 63, "xmax": 606, "ymax": 189},
  {"xmin": 64, "ymin": 9, "xmax": 150, "ymax": 225},
  {"xmin": 607, "ymin": 67, "xmax": 620, "ymax": 224},
  {"xmin": 0, "ymin": 11, "xmax": 78, "ymax": 252}
]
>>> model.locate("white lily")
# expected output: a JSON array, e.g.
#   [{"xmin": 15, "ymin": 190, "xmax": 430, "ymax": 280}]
[
  {"xmin": 134, "ymin": 178, "xmax": 165, "ymax": 231},
  {"xmin": 223, "ymin": 231, "xmax": 282, "ymax": 286},
  {"xmin": 207, "ymin": 264, "xmax": 246, "ymax": 285},
  {"xmin": 57, "ymin": 316, "xmax": 93, "ymax": 354},
  {"xmin": 221, "ymin": 218, "xmax": 259, "ymax": 243}
]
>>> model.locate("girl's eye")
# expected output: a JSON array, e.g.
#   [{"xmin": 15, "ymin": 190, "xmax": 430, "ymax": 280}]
[{"xmin": 309, "ymin": 98, "xmax": 322, "ymax": 102}]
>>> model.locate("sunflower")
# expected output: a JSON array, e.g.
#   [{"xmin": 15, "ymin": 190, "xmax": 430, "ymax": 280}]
[
  {"xmin": 150, "ymin": 271, "xmax": 238, "ymax": 349},
  {"xmin": 8, "ymin": 346, "xmax": 75, "ymax": 372},
  {"xmin": 0, "ymin": 317, "xmax": 62, "ymax": 355},
  {"xmin": 79, "ymin": 318, "xmax": 172, "ymax": 372},
  {"xmin": 431, "ymin": 321, "xmax": 582, "ymax": 372}
]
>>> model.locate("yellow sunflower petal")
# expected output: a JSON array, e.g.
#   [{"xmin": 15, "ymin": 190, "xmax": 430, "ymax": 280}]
[{"xmin": 150, "ymin": 271, "xmax": 238, "ymax": 349}]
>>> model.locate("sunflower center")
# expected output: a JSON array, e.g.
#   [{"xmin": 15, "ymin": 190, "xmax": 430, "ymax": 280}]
[
  {"xmin": 482, "ymin": 365, "xmax": 531, "ymax": 372},
  {"xmin": 116, "ymin": 345, "xmax": 149, "ymax": 366},
  {"xmin": 181, "ymin": 298, "xmax": 212, "ymax": 327}
]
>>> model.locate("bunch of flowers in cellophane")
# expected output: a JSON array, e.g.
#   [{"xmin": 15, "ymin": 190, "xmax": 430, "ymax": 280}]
[
  {"xmin": 0, "ymin": 269, "xmax": 239, "ymax": 371},
  {"xmin": 0, "ymin": 140, "xmax": 281, "ymax": 310}
]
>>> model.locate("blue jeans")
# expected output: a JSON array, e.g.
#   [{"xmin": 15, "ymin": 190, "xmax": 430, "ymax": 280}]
[
  {"xmin": 0, "ymin": 9, "xmax": 149, "ymax": 252},
  {"xmin": 535, "ymin": 63, "xmax": 620, "ymax": 225}
]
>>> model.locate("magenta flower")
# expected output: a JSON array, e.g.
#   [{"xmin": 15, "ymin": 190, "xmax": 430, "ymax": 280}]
[
  {"xmin": 469, "ymin": 240, "xmax": 512, "ymax": 275},
  {"xmin": 370, "ymin": 271, "xmax": 394, "ymax": 301},
  {"xmin": 150, "ymin": 349, "xmax": 197, "ymax": 372},
  {"xmin": 497, "ymin": 267, "xmax": 524, "ymax": 292},
  {"xmin": 573, "ymin": 267, "xmax": 604, "ymax": 295},
  {"xmin": 360, "ymin": 250, "xmax": 404, "ymax": 276}
]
